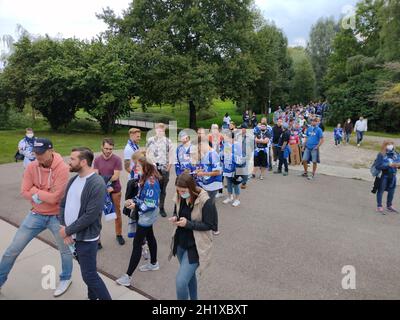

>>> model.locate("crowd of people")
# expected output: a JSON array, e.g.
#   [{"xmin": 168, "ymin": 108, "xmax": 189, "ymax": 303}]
[{"xmin": 1, "ymin": 102, "xmax": 398, "ymax": 300}]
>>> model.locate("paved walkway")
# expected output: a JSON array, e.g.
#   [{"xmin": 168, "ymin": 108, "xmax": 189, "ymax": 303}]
[
  {"xmin": 0, "ymin": 219, "xmax": 147, "ymax": 300},
  {"xmin": 1, "ymin": 132, "xmax": 400, "ymax": 299}
]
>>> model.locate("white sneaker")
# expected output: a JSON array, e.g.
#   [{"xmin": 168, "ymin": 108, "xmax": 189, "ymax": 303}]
[
  {"xmin": 215, "ymin": 193, "xmax": 224, "ymax": 199},
  {"xmin": 53, "ymin": 280, "xmax": 72, "ymax": 297},
  {"xmin": 232, "ymin": 199, "xmax": 241, "ymax": 207},
  {"xmin": 116, "ymin": 274, "xmax": 131, "ymax": 287},
  {"xmin": 223, "ymin": 197, "xmax": 233, "ymax": 204},
  {"xmin": 139, "ymin": 262, "xmax": 160, "ymax": 272}
]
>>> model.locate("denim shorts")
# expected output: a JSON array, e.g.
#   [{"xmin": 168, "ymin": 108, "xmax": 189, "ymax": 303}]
[{"xmin": 303, "ymin": 148, "xmax": 319, "ymax": 163}]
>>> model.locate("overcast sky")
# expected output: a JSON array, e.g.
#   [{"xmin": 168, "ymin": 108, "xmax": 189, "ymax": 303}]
[{"xmin": 0, "ymin": 0, "xmax": 359, "ymax": 52}]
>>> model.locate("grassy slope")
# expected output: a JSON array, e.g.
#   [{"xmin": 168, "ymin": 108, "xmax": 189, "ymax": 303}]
[{"xmin": 0, "ymin": 128, "xmax": 145, "ymax": 165}]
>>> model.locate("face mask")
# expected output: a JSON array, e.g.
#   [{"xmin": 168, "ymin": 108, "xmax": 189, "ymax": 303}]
[
  {"xmin": 26, "ymin": 134, "xmax": 34, "ymax": 139},
  {"xmin": 387, "ymin": 145, "xmax": 394, "ymax": 152},
  {"xmin": 181, "ymin": 192, "xmax": 190, "ymax": 199}
]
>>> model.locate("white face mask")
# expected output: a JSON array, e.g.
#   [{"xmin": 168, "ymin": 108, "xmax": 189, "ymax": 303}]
[
  {"xmin": 26, "ymin": 133, "xmax": 34, "ymax": 139},
  {"xmin": 387, "ymin": 145, "xmax": 394, "ymax": 152},
  {"xmin": 181, "ymin": 192, "xmax": 190, "ymax": 199}
]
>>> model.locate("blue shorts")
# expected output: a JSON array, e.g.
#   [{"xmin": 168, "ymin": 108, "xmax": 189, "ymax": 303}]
[{"xmin": 303, "ymin": 148, "xmax": 319, "ymax": 163}]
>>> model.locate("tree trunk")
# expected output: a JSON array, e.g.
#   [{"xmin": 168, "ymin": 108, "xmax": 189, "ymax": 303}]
[{"xmin": 189, "ymin": 100, "xmax": 197, "ymax": 130}]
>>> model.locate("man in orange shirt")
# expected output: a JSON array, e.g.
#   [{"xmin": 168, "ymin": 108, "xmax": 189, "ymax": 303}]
[{"xmin": 0, "ymin": 138, "xmax": 73, "ymax": 297}]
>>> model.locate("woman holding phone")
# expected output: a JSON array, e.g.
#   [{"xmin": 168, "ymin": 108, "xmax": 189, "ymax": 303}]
[{"xmin": 168, "ymin": 173, "xmax": 217, "ymax": 300}]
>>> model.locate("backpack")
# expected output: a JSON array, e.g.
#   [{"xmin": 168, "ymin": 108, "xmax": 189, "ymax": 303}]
[{"xmin": 370, "ymin": 156, "xmax": 381, "ymax": 177}]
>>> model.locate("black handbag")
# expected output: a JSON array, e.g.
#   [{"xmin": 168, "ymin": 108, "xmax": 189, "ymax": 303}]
[{"xmin": 14, "ymin": 150, "xmax": 24, "ymax": 162}]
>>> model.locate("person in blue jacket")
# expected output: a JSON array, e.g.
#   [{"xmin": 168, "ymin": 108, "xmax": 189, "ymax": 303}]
[
  {"xmin": 334, "ymin": 123, "xmax": 343, "ymax": 146},
  {"xmin": 175, "ymin": 131, "xmax": 196, "ymax": 176},
  {"xmin": 374, "ymin": 141, "xmax": 400, "ymax": 214},
  {"xmin": 221, "ymin": 130, "xmax": 243, "ymax": 207},
  {"xmin": 116, "ymin": 152, "xmax": 161, "ymax": 286}
]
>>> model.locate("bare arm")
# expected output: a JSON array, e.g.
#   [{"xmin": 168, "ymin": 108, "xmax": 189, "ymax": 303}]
[{"xmin": 124, "ymin": 160, "xmax": 131, "ymax": 173}]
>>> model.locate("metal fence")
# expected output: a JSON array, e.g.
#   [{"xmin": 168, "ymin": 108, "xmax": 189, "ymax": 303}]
[{"xmin": 116, "ymin": 119, "xmax": 170, "ymax": 129}]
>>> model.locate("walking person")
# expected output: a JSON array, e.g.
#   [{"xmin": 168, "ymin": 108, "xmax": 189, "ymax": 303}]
[
  {"xmin": 253, "ymin": 123, "xmax": 271, "ymax": 180},
  {"xmin": 271, "ymin": 119, "xmax": 283, "ymax": 170},
  {"xmin": 124, "ymin": 128, "xmax": 141, "ymax": 180},
  {"xmin": 222, "ymin": 113, "xmax": 231, "ymax": 130},
  {"xmin": 195, "ymin": 128, "xmax": 222, "ymax": 235},
  {"xmin": 289, "ymin": 127, "xmax": 301, "ymax": 166},
  {"xmin": 221, "ymin": 130, "xmax": 242, "ymax": 207},
  {"xmin": 93, "ymin": 138, "xmax": 125, "ymax": 246},
  {"xmin": 116, "ymin": 153, "xmax": 161, "ymax": 286},
  {"xmin": 343, "ymin": 118, "xmax": 353, "ymax": 144},
  {"xmin": 301, "ymin": 118, "xmax": 325, "ymax": 180},
  {"xmin": 175, "ymin": 131, "xmax": 196, "ymax": 176},
  {"xmin": 237, "ymin": 123, "xmax": 252, "ymax": 189},
  {"xmin": 250, "ymin": 112, "xmax": 258, "ymax": 128},
  {"xmin": 146, "ymin": 123, "xmax": 173, "ymax": 217},
  {"xmin": 59, "ymin": 147, "xmax": 111, "ymax": 300},
  {"xmin": 274, "ymin": 123, "xmax": 291, "ymax": 176},
  {"xmin": 374, "ymin": 141, "xmax": 400, "ymax": 214},
  {"xmin": 208, "ymin": 124, "xmax": 224, "ymax": 199},
  {"xmin": 242, "ymin": 109, "xmax": 250, "ymax": 127},
  {"xmin": 0, "ymin": 138, "xmax": 72, "ymax": 297},
  {"xmin": 334, "ymin": 124, "xmax": 343, "ymax": 146},
  {"xmin": 168, "ymin": 173, "xmax": 217, "ymax": 300},
  {"xmin": 17, "ymin": 128, "xmax": 37, "ymax": 168},
  {"xmin": 354, "ymin": 116, "xmax": 368, "ymax": 147}
]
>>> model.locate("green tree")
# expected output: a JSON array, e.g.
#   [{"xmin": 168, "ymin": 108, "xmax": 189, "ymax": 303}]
[
  {"xmin": 1, "ymin": 36, "xmax": 87, "ymax": 130},
  {"xmin": 378, "ymin": 0, "xmax": 400, "ymax": 62},
  {"xmin": 307, "ymin": 17, "xmax": 339, "ymax": 97},
  {"xmin": 289, "ymin": 47, "xmax": 316, "ymax": 104},
  {"xmin": 98, "ymin": 0, "xmax": 256, "ymax": 129},
  {"xmin": 82, "ymin": 37, "xmax": 136, "ymax": 133},
  {"xmin": 355, "ymin": 0, "xmax": 384, "ymax": 57}
]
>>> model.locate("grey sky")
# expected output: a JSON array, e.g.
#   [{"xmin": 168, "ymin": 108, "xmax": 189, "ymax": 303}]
[{"xmin": 1, "ymin": 0, "xmax": 359, "ymax": 52}]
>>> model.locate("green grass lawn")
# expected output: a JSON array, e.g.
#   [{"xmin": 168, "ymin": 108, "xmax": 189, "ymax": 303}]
[
  {"xmin": 135, "ymin": 99, "xmax": 270, "ymax": 129},
  {"xmin": 0, "ymin": 128, "xmax": 145, "ymax": 165}
]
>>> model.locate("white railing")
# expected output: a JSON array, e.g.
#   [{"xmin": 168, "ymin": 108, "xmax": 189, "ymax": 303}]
[{"xmin": 116, "ymin": 119, "xmax": 170, "ymax": 129}]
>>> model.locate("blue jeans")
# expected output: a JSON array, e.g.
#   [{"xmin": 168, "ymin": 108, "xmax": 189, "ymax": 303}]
[
  {"xmin": 345, "ymin": 132, "xmax": 351, "ymax": 143},
  {"xmin": 0, "ymin": 212, "xmax": 73, "ymax": 287},
  {"xmin": 226, "ymin": 177, "xmax": 240, "ymax": 195},
  {"xmin": 376, "ymin": 175, "xmax": 396, "ymax": 208},
  {"xmin": 356, "ymin": 131, "xmax": 364, "ymax": 144},
  {"xmin": 75, "ymin": 241, "xmax": 112, "ymax": 300},
  {"xmin": 176, "ymin": 246, "xmax": 199, "ymax": 300}
]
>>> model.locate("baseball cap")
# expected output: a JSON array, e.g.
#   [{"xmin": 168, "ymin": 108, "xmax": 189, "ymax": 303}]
[
  {"xmin": 32, "ymin": 138, "xmax": 53, "ymax": 155},
  {"xmin": 283, "ymin": 123, "xmax": 289, "ymax": 129}
]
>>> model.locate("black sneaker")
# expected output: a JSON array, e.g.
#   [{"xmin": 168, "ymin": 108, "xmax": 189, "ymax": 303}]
[
  {"xmin": 273, "ymin": 170, "xmax": 282, "ymax": 174},
  {"xmin": 97, "ymin": 242, "xmax": 103, "ymax": 250},
  {"xmin": 159, "ymin": 209, "xmax": 167, "ymax": 218},
  {"xmin": 116, "ymin": 235, "xmax": 125, "ymax": 246}
]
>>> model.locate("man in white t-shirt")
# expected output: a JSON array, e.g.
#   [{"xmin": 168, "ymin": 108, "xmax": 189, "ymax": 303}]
[
  {"xmin": 59, "ymin": 147, "xmax": 111, "ymax": 300},
  {"xmin": 354, "ymin": 116, "xmax": 368, "ymax": 147}
]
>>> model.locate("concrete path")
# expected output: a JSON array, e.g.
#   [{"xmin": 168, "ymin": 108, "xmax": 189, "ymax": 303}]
[
  {"xmin": 0, "ymin": 219, "xmax": 147, "ymax": 300},
  {"xmin": 1, "ymin": 132, "xmax": 400, "ymax": 300}
]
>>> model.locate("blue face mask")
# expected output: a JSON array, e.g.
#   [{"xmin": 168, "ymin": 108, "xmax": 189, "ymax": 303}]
[{"xmin": 181, "ymin": 192, "xmax": 190, "ymax": 199}]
